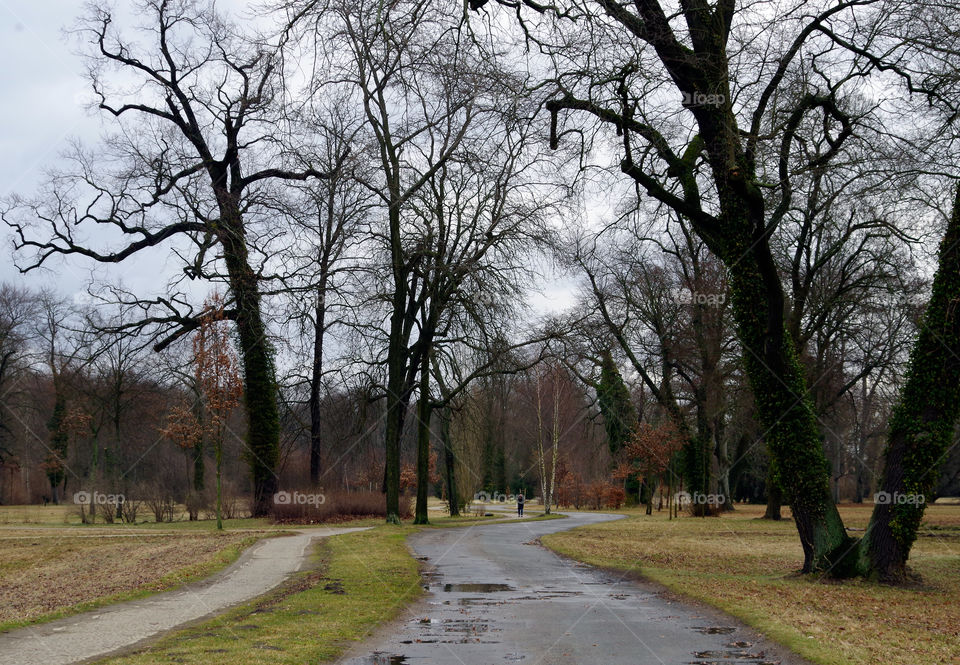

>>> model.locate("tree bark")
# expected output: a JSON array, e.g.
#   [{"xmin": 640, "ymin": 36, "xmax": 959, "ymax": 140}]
[
  {"xmin": 414, "ymin": 350, "xmax": 431, "ymax": 524},
  {"xmin": 309, "ymin": 272, "xmax": 328, "ymax": 487},
  {"xmin": 857, "ymin": 184, "xmax": 960, "ymax": 582},
  {"xmin": 215, "ymin": 195, "xmax": 279, "ymax": 518},
  {"xmin": 440, "ymin": 406, "xmax": 459, "ymax": 516},
  {"xmin": 763, "ymin": 464, "xmax": 783, "ymax": 520},
  {"xmin": 723, "ymin": 245, "xmax": 850, "ymax": 571}
]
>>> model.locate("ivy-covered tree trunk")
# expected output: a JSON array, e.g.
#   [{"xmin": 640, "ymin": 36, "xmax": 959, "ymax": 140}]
[
  {"xmin": 215, "ymin": 196, "xmax": 279, "ymax": 518},
  {"xmin": 857, "ymin": 184, "xmax": 960, "ymax": 582},
  {"xmin": 192, "ymin": 437, "xmax": 205, "ymax": 492},
  {"xmin": 414, "ymin": 351, "xmax": 432, "ymax": 525},
  {"xmin": 597, "ymin": 350, "xmax": 637, "ymax": 456},
  {"xmin": 687, "ymin": 397, "xmax": 713, "ymax": 516},
  {"xmin": 191, "ymin": 392, "xmax": 206, "ymax": 493},
  {"xmin": 717, "ymin": 228, "xmax": 851, "ymax": 572},
  {"xmin": 596, "ymin": 351, "xmax": 643, "ymax": 503},
  {"xmin": 763, "ymin": 464, "xmax": 783, "ymax": 520}
]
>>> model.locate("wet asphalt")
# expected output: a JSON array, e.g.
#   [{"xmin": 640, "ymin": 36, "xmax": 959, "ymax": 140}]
[{"xmin": 341, "ymin": 512, "xmax": 811, "ymax": 665}]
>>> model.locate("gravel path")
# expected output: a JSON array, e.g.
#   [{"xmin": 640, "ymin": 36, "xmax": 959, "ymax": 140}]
[{"xmin": 0, "ymin": 527, "xmax": 368, "ymax": 665}]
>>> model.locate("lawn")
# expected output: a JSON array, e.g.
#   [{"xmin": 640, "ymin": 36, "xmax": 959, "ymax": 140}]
[
  {"xmin": 541, "ymin": 503, "xmax": 960, "ymax": 665},
  {"xmin": 0, "ymin": 498, "xmax": 555, "ymax": 643},
  {"xmin": 97, "ymin": 511, "xmax": 563, "ymax": 665},
  {"xmin": 0, "ymin": 527, "xmax": 267, "ymax": 632},
  {"xmin": 96, "ymin": 527, "xmax": 423, "ymax": 665}
]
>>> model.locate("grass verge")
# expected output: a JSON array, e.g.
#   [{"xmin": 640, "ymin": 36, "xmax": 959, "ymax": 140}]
[
  {"xmin": 541, "ymin": 503, "xmax": 960, "ymax": 665},
  {"xmin": 97, "ymin": 527, "xmax": 422, "ymax": 665},
  {"xmin": 0, "ymin": 530, "xmax": 266, "ymax": 633}
]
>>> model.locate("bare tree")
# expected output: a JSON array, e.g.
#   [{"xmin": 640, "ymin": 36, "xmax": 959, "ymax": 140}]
[
  {"xmin": 3, "ymin": 1, "xmax": 339, "ymax": 515},
  {"xmin": 468, "ymin": 0, "xmax": 926, "ymax": 574}
]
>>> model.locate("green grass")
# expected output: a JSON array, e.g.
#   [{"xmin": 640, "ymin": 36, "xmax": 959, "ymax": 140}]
[{"xmin": 98, "ymin": 527, "xmax": 422, "ymax": 665}]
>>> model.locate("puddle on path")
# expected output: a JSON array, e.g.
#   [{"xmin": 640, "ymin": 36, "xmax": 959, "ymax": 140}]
[
  {"xmin": 686, "ymin": 631, "xmax": 779, "ymax": 665},
  {"xmin": 346, "ymin": 652, "xmax": 408, "ymax": 665},
  {"xmin": 442, "ymin": 583, "xmax": 514, "ymax": 592},
  {"xmin": 691, "ymin": 625, "xmax": 737, "ymax": 635}
]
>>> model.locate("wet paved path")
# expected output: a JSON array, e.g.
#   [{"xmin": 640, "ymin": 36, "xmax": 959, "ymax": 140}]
[
  {"xmin": 0, "ymin": 527, "xmax": 369, "ymax": 665},
  {"xmin": 342, "ymin": 513, "xmax": 808, "ymax": 665}
]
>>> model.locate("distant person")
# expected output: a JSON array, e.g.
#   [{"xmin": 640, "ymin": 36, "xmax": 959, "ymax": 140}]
[{"xmin": 517, "ymin": 493, "xmax": 525, "ymax": 516}]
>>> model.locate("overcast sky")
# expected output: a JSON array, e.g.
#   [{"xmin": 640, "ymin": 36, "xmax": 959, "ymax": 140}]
[
  {"xmin": 1, "ymin": 2, "xmax": 101, "ymax": 294},
  {"xmin": 0, "ymin": 1, "xmax": 577, "ymax": 316}
]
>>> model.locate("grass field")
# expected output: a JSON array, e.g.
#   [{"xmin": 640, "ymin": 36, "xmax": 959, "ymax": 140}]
[
  {"xmin": 96, "ymin": 527, "xmax": 422, "ymax": 665},
  {"xmin": 98, "ymin": 512, "xmax": 562, "ymax": 665},
  {"xmin": 0, "ymin": 500, "xmax": 554, "ymax": 640},
  {"xmin": 542, "ymin": 503, "xmax": 960, "ymax": 665},
  {"xmin": 0, "ymin": 527, "xmax": 269, "ymax": 632}
]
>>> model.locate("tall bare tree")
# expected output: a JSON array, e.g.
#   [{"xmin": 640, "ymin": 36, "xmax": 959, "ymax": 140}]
[{"xmin": 4, "ymin": 1, "xmax": 339, "ymax": 515}]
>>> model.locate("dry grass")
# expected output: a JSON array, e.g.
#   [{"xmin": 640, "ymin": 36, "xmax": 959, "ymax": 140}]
[
  {"xmin": 542, "ymin": 503, "xmax": 960, "ymax": 665},
  {"xmin": 0, "ymin": 528, "xmax": 264, "ymax": 631},
  {"xmin": 97, "ymin": 527, "xmax": 422, "ymax": 665}
]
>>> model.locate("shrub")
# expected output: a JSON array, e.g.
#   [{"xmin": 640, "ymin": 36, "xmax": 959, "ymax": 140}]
[
  {"xmin": 97, "ymin": 500, "xmax": 117, "ymax": 523},
  {"xmin": 269, "ymin": 490, "xmax": 413, "ymax": 524},
  {"xmin": 146, "ymin": 489, "xmax": 176, "ymax": 522},
  {"xmin": 585, "ymin": 481, "xmax": 607, "ymax": 510},
  {"xmin": 605, "ymin": 484, "xmax": 626, "ymax": 510},
  {"xmin": 121, "ymin": 497, "xmax": 141, "ymax": 523}
]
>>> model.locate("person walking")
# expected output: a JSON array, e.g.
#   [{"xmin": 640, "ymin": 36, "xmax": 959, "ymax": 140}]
[{"xmin": 517, "ymin": 493, "xmax": 525, "ymax": 517}]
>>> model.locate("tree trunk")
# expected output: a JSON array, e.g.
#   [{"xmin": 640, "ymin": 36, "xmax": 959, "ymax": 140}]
[
  {"xmin": 714, "ymin": 221, "xmax": 850, "ymax": 572},
  {"xmin": 535, "ymin": 374, "xmax": 548, "ymax": 514},
  {"xmin": 641, "ymin": 476, "xmax": 653, "ymax": 515},
  {"xmin": 763, "ymin": 464, "xmax": 783, "ymax": 521},
  {"xmin": 192, "ymin": 438, "xmax": 204, "ymax": 493},
  {"xmin": 309, "ymin": 274, "xmax": 328, "ymax": 487},
  {"xmin": 857, "ymin": 184, "xmax": 960, "ymax": 582},
  {"xmin": 216, "ymin": 199, "xmax": 279, "ymax": 518},
  {"xmin": 45, "ymin": 387, "xmax": 67, "ymax": 505},
  {"xmin": 688, "ymin": 402, "xmax": 713, "ymax": 516},
  {"xmin": 414, "ymin": 351, "xmax": 431, "ymax": 525},
  {"xmin": 384, "ymin": 345, "xmax": 407, "ymax": 524},
  {"xmin": 440, "ymin": 406, "xmax": 459, "ymax": 516}
]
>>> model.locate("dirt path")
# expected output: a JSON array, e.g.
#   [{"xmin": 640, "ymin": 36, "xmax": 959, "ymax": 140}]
[
  {"xmin": 0, "ymin": 527, "xmax": 368, "ymax": 665},
  {"xmin": 340, "ymin": 513, "xmax": 811, "ymax": 665}
]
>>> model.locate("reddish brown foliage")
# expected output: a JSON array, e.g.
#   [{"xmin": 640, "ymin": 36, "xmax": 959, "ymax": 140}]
[
  {"xmin": 605, "ymin": 484, "xmax": 626, "ymax": 509},
  {"xmin": 269, "ymin": 490, "xmax": 413, "ymax": 524},
  {"xmin": 613, "ymin": 421, "xmax": 685, "ymax": 480}
]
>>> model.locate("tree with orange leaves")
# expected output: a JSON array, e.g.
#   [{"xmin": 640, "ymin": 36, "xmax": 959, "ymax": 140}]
[
  {"xmin": 613, "ymin": 421, "xmax": 684, "ymax": 515},
  {"xmin": 193, "ymin": 294, "xmax": 243, "ymax": 530}
]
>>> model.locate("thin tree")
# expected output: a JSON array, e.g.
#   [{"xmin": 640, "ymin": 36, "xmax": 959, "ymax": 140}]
[{"xmin": 193, "ymin": 296, "xmax": 243, "ymax": 530}]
